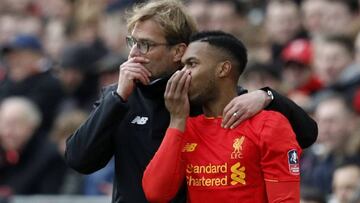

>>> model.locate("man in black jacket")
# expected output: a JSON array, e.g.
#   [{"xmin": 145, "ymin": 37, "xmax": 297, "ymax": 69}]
[{"xmin": 65, "ymin": 1, "xmax": 317, "ymax": 202}]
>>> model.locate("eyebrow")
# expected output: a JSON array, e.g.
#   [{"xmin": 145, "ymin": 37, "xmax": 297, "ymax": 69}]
[
  {"xmin": 182, "ymin": 57, "xmax": 198, "ymax": 64},
  {"xmin": 131, "ymin": 36, "xmax": 156, "ymax": 42}
]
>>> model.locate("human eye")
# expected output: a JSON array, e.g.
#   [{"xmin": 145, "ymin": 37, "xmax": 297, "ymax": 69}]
[
  {"xmin": 185, "ymin": 60, "xmax": 197, "ymax": 68},
  {"xmin": 189, "ymin": 60, "xmax": 198, "ymax": 67},
  {"xmin": 136, "ymin": 41, "xmax": 149, "ymax": 52}
]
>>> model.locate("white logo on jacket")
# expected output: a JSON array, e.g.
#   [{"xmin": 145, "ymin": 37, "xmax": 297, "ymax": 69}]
[{"xmin": 131, "ymin": 116, "xmax": 148, "ymax": 125}]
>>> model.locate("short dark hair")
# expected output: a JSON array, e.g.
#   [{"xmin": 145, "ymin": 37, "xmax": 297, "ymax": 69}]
[{"xmin": 189, "ymin": 31, "xmax": 248, "ymax": 77}]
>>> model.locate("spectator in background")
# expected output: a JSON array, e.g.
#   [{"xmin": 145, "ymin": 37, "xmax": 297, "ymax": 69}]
[
  {"xmin": 301, "ymin": 93, "xmax": 357, "ymax": 195},
  {"xmin": 43, "ymin": 19, "xmax": 68, "ymax": 61},
  {"xmin": 49, "ymin": 109, "xmax": 88, "ymax": 194},
  {"xmin": 57, "ymin": 43, "xmax": 105, "ymax": 111},
  {"xmin": 99, "ymin": 11, "xmax": 129, "ymax": 55},
  {"xmin": 0, "ymin": 34, "xmax": 64, "ymax": 131},
  {"xmin": 356, "ymin": 32, "xmax": 360, "ymax": 64},
  {"xmin": 96, "ymin": 53, "xmax": 125, "ymax": 89},
  {"xmin": 300, "ymin": 187, "xmax": 326, "ymax": 203},
  {"xmin": 0, "ymin": 14, "xmax": 19, "ymax": 44},
  {"xmin": 0, "ymin": 97, "xmax": 66, "ymax": 194},
  {"xmin": 208, "ymin": 0, "xmax": 247, "ymax": 38},
  {"xmin": 265, "ymin": 0, "xmax": 303, "ymax": 67},
  {"xmin": 313, "ymin": 35, "xmax": 360, "ymax": 105},
  {"xmin": 321, "ymin": 0, "xmax": 357, "ymax": 37},
  {"xmin": 301, "ymin": 0, "xmax": 327, "ymax": 39},
  {"xmin": 241, "ymin": 63, "xmax": 282, "ymax": 92},
  {"xmin": 281, "ymin": 39, "xmax": 322, "ymax": 110},
  {"xmin": 186, "ymin": 0, "xmax": 210, "ymax": 31},
  {"xmin": 329, "ymin": 164, "xmax": 360, "ymax": 203}
]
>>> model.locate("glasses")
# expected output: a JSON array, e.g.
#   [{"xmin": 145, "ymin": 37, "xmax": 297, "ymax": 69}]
[{"xmin": 126, "ymin": 36, "xmax": 169, "ymax": 54}]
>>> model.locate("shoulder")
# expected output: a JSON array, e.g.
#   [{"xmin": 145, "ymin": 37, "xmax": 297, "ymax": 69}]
[
  {"xmin": 100, "ymin": 83, "xmax": 118, "ymax": 95},
  {"xmin": 245, "ymin": 110, "xmax": 291, "ymax": 134}
]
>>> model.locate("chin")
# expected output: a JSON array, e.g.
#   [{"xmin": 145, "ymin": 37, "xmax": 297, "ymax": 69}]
[{"xmin": 189, "ymin": 94, "xmax": 203, "ymax": 106}]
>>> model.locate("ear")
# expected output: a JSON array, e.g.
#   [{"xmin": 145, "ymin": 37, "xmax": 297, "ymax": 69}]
[
  {"xmin": 216, "ymin": 61, "xmax": 232, "ymax": 78},
  {"xmin": 172, "ymin": 43, "xmax": 187, "ymax": 62}
]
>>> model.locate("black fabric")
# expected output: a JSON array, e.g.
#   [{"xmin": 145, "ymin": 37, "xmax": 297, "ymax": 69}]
[
  {"xmin": 0, "ymin": 132, "xmax": 67, "ymax": 194},
  {"xmin": 262, "ymin": 87, "xmax": 318, "ymax": 148},
  {"xmin": 65, "ymin": 80, "xmax": 317, "ymax": 203},
  {"xmin": 0, "ymin": 71, "xmax": 65, "ymax": 131}
]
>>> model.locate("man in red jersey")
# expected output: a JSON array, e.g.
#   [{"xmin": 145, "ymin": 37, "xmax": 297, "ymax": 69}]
[{"xmin": 142, "ymin": 31, "xmax": 301, "ymax": 203}]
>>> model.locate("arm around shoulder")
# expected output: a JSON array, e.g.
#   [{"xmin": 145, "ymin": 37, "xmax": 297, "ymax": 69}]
[{"xmin": 263, "ymin": 87, "xmax": 318, "ymax": 149}]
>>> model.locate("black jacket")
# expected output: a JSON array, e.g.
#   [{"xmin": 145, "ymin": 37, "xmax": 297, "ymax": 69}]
[
  {"xmin": 0, "ymin": 132, "xmax": 67, "ymax": 194},
  {"xmin": 65, "ymin": 79, "xmax": 317, "ymax": 203}
]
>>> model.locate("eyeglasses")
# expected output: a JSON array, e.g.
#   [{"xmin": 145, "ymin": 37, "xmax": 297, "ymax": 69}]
[{"xmin": 126, "ymin": 36, "xmax": 169, "ymax": 54}]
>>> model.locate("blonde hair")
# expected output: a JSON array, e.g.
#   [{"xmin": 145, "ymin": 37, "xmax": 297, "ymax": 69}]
[
  {"xmin": 127, "ymin": 0, "xmax": 197, "ymax": 45},
  {"xmin": 0, "ymin": 97, "xmax": 42, "ymax": 128}
]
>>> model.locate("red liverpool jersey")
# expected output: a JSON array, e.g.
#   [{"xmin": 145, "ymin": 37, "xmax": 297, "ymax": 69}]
[{"xmin": 143, "ymin": 110, "xmax": 301, "ymax": 203}]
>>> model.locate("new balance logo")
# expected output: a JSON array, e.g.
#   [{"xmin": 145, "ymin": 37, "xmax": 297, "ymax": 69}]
[
  {"xmin": 131, "ymin": 116, "xmax": 148, "ymax": 125},
  {"xmin": 182, "ymin": 143, "xmax": 198, "ymax": 152}
]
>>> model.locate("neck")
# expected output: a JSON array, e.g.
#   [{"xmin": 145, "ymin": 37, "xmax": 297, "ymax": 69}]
[{"xmin": 202, "ymin": 85, "xmax": 237, "ymax": 117}]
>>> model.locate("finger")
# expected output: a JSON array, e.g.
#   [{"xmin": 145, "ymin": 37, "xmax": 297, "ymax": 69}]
[
  {"xmin": 174, "ymin": 70, "xmax": 188, "ymax": 95},
  {"xmin": 222, "ymin": 105, "xmax": 242, "ymax": 128},
  {"xmin": 168, "ymin": 71, "xmax": 184, "ymax": 95},
  {"xmin": 165, "ymin": 70, "xmax": 179, "ymax": 97},
  {"xmin": 123, "ymin": 69, "xmax": 150, "ymax": 85},
  {"xmin": 123, "ymin": 67, "xmax": 150, "ymax": 84},
  {"xmin": 223, "ymin": 111, "xmax": 238, "ymax": 128},
  {"xmin": 124, "ymin": 62, "xmax": 152, "ymax": 77},
  {"xmin": 128, "ymin": 56, "xmax": 150, "ymax": 64},
  {"xmin": 230, "ymin": 115, "xmax": 246, "ymax": 129},
  {"xmin": 223, "ymin": 100, "xmax": 235, "ymax": 117},
  {"xmin": 222, "ymin": 102, "xmax": 235, "ymax": 127},
  {"xmin": 125, "ymin": 64, "xmax": 151, "ymax": 82},
  {"xmin": 182, "ymin": 72, "xmax": 191, "ymax": 95},
  {"xmin": 166, "ymin": 70, "xmax": 180, "ymax": 97}
]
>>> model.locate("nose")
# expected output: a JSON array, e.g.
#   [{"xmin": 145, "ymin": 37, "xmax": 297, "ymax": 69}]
[{"xmin": 129, "ymin": 44, "xmax": 141, "ymax": 58}]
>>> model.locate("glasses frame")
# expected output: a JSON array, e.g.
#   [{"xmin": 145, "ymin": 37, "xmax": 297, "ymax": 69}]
[{"xmin": 126, "ymin": 36, "xmax": 169, "ymax": 54}]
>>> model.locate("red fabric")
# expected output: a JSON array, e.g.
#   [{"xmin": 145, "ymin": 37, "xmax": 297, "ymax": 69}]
[
  {"xmin": 353, "ymin": 88, "xmax": 360, "ymax": 113},
  {"xmin": 282, "ymin": 39, "xmax": 312, "ymax": 65},
  {"xmin": 142, "ymin": 128, "xmax": 186, "ymax": 203},
  {"xmin": 6, "ymin": 150, "xmax": 19, "ymax": 165},
  {"xmin": 294, "ymin": 75, "xmax": 323, "ymax": 95},
  {"xmin": 266, "ymin": 181, "xmax": 300, "ymax": 203},
  {"xmin": 143, "ymin": 111, "xmax": 301, "ymax": 203}
]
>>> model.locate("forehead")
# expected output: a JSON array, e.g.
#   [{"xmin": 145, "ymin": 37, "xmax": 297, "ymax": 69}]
[
  {"xmin": 182, "ymin": 41, "xmax": 213, "ymax": 61},
  {"xmin": 131, "ymin": 19, "xmax": 166, "ymax": 41}
]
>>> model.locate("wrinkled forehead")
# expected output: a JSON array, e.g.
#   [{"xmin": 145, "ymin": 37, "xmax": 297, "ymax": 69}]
[{"xmin": 130, "ymin": 19, "xmax": 166, "ymax": 42}]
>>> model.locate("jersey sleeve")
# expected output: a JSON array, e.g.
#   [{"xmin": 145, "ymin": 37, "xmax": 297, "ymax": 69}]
[
  {"xmin": 142, "ymin": 128, "xmax": 186, "ymax": 203},
  {"xmin": 259, "ymin": 111, "xmax": 301, "ymax": 201}
]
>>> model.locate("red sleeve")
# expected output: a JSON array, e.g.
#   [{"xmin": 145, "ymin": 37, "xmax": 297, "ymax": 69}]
[
  {"xmin": 142, "ymin": 128, "xmax": 186, "ymax": 203},
  {"xmin": 259, "ymin": 112, "xmax": 301, "ymax": 202},
  {"xmin": 265, "ymin": 181, "xmax": 300, "ymax": 203}
]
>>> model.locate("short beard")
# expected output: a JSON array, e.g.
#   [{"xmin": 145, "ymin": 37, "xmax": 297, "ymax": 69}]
[{"xmin": 189, "ymin": 79, "xmax": 217, "ymax": 106}]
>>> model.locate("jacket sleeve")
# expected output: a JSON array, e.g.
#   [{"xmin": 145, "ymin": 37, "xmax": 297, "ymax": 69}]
[
  {"xmin": 142, "ymin": 128, "xmax": 186, "ymax": 203},
  {"xmin": 65, "ymin": 85, "xmax": 130, "ymax": 174},
  {"xmin": 262, "ymin": 87, "xmax": 318, "ymax": 149}
]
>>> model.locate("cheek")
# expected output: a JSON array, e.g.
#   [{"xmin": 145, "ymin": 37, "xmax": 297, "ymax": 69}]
[{"xmin": 189, "ymin": 69, "xmax": 210, "ymax": 92}]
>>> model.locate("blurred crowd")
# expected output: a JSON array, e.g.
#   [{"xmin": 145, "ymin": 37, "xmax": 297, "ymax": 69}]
[{"xmin": 0, "ymin": 0, "xmax": 360, "ymax": 202}]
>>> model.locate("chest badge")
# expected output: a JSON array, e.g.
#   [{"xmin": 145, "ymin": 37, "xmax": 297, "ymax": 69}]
[{"xmin": 231, "ymin": 136, "xmax": 244, "ymax": 159}]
